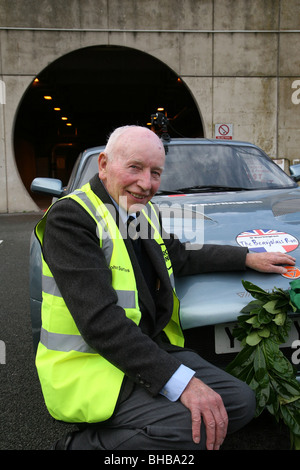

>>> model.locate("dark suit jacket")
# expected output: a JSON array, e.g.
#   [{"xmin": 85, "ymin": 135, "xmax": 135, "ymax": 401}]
[{"xmin": 43, "ymin": 175, "xmax": 248, "ymax": 400}]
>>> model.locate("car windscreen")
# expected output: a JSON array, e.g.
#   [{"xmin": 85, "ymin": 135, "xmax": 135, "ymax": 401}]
[
  {"xmin": 75, "ymin": 144, "xmax": 296, "ymax": 194},
  {"xmin": 158, "ymin": 144, "xmax": 296, "ymax": 193}
]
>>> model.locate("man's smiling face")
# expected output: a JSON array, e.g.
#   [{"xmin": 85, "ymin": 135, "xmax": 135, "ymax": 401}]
[{"xmin": 98, "ymin": 127, "xmax": 165, "ymax": 213}]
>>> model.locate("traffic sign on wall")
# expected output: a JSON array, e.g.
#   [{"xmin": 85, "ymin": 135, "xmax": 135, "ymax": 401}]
[{"xmin": 214, "ymin": 123, "xmax": 233, "ymax": 140}]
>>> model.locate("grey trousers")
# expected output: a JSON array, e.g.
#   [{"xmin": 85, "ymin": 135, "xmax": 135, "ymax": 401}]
[{"xmin": 62, "ymin": 351, "xmax": 256, "ymax": 450}]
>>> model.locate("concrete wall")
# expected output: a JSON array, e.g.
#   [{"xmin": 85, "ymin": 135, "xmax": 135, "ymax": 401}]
[{"xmin": 0, "ymin": 0, "xmax": 300, "ymax": 212}]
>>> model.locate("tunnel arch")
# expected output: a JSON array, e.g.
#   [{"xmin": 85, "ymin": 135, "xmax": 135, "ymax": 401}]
[{"xmin": 13, "ymin": 45, "xmax": 203, "ymax": 209}]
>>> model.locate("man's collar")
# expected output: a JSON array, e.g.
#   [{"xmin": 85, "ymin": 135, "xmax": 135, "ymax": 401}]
[{"xmin": 110, "ymin": 197, "xmax": 130, "ymax": 224}]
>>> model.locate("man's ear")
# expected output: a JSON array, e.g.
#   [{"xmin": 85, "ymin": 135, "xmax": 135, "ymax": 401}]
[{"xmin": 98, "ymin": 152, "xmax": 108, "ymax": 180}]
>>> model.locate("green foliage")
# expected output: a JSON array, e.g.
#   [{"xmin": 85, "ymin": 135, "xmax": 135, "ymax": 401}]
[{"xmin": 226, "ymin": 280, "xmax": 300, "ymax": 449}]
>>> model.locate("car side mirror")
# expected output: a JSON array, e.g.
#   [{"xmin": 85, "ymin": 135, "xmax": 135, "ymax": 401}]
[
  {"xmin": 30, "ymin": 177, "xmax": 65, "ymax": 197},
  {"xmin": 289, "ymin": 164, "xmax": 300, "ymax": 182}
]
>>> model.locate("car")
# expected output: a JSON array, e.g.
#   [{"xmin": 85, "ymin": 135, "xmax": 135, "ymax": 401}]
[{"xmin": 30, "ymin": 137, "xmax": 300, "ymax": 377}]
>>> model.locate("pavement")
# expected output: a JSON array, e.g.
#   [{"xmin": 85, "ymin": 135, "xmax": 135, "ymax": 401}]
[
  {"xmin": 0, "ymin": 212, "xmax": 291, "ymax": 451},
  {"xmin": 0, "ymin": 212, "xmax": 76, "ymax": 450}
]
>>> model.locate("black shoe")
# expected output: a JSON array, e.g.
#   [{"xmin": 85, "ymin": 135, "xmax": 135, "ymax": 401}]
[{"xmin": 52, "ymin": 432, "xmax": 74, "ymax": 450}]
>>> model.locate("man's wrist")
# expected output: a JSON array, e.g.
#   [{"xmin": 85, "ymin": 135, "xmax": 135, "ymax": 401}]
[{"xmin": 159, "ymin": 364, "xmax": 195, "ymax": 402}]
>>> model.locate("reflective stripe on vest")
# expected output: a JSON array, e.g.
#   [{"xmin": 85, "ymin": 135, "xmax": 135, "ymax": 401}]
[
  {"xmin": 40, "ymin": 327, "xmax": 96, "ymax": 353},
  {"xmin": 42, "ymin": 274, "xmax": 136, "ymax": 309},
  {"xmin": 72, "ymin": 188, "xmax": 114, "ymax": 265}
]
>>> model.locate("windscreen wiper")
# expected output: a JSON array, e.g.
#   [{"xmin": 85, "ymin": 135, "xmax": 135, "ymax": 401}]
[
  {"xmin": 155, "ymin": 189, "xmax": 187, "ymax": 195},
  {"xmin": 156, "ymin": 185, "xmax": 252, "ymax": 195},
  {"xmin": 174, "ymin": 185, "xmax": 252, "ymax": 193}
]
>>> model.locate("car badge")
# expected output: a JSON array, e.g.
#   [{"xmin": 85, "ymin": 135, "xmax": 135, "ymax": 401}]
[{"xmin": 281, "ymin": 266, "xmax": 300, "ymax": 279}]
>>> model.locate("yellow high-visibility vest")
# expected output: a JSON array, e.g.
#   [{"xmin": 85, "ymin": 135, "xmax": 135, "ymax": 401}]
[{"xmin": 35, "ymin": 182, "xmax": 184, "ymax": 423}]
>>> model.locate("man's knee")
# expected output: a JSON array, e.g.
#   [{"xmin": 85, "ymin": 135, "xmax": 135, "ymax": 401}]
[
  {"xmin": 241, "ymin": 382, "xmax": 256, "ymax": 422},
  {"xmin": 227, "ymin": 379, "xmax": 256, "ymax": 433}
]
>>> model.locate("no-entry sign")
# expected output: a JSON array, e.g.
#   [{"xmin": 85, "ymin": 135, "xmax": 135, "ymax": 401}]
[{"xmin": 215, "ymin": 123, "xmax": 233, "ymax": 140}]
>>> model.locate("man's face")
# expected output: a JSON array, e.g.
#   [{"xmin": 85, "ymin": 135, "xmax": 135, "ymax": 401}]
[{"xmin": 98, "ymin": 128, "xmax": 165, "ymax": 213}]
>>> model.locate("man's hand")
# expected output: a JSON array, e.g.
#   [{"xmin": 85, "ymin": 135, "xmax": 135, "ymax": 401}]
[
  {"xmin": 180, "ymin": 377, "xmax": 228, "ymax": 450},
  {"xmin": 245, "ymin": 252, "xmax": 296, "ymax": 274}
]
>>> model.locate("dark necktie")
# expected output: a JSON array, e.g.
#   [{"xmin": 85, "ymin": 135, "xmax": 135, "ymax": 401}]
[{"xmin": 127, "ymin": 215, "xmax": 140, "ymax": 243}]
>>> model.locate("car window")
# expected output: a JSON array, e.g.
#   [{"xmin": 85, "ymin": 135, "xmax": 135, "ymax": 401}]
[
  {"xmin": 66, "ymin": 152, "xmax": 84, "ymax": 192},
  {"xmin": 236, "ymin": 147, "xmax": 289, "ymax": 187},
  {"xmin": 77, "ymin": 153, "xmax": 99, "ymax": 187},
  {"xmin": 161, "ymin": 144, "xmax": 244, "ymax": 189},
  {"xmin": 72, "ymin": 143, "xmax": 296, "ymax": 194},
  {"xmin": 159, "ymin": 144, "xmax": 295, "ymax": 192}
]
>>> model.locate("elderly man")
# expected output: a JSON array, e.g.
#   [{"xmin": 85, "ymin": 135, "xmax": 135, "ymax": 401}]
[{"xmin": 35, "ymin": 125, "xmax": 295, "ymax": 450}]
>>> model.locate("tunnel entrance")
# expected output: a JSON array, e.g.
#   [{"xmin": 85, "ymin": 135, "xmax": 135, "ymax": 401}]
[{"xmin": 14, "ymin": 45, "xmax": 203, "ymax": 209}]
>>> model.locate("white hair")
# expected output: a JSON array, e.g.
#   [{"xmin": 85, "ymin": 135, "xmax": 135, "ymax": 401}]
[
  {"xmin": 104, "ymin": 126, "xmax": 134, "ymax": 159},
  {"xmin": 104, "ymin": 125, "xmax": 162, "ymax": 160}
]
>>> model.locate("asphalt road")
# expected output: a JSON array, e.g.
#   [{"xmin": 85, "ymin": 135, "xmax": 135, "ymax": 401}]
[
  {"xmin": 0, "ymin": 212, "xmax": 291, "ymax": 451},
  {"xmin": 0, "ymin": 212, "xmax": 77, "ymax": 450}
]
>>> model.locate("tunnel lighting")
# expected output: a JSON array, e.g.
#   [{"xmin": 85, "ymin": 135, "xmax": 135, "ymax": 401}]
[
  {"xmin": 44, "ymin": 95, "xmax": 52, "ymax": 100},
  {"xmin": 66, "ymin": 123, "xmax": 72, "ymax": 126},
  {"xmin": 54, "ymin": 107, "xmax": 61, "ymax": 111},
  {"xmin": 61, "ymin": 116, "xmax": 68, "ymax": 120}
]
